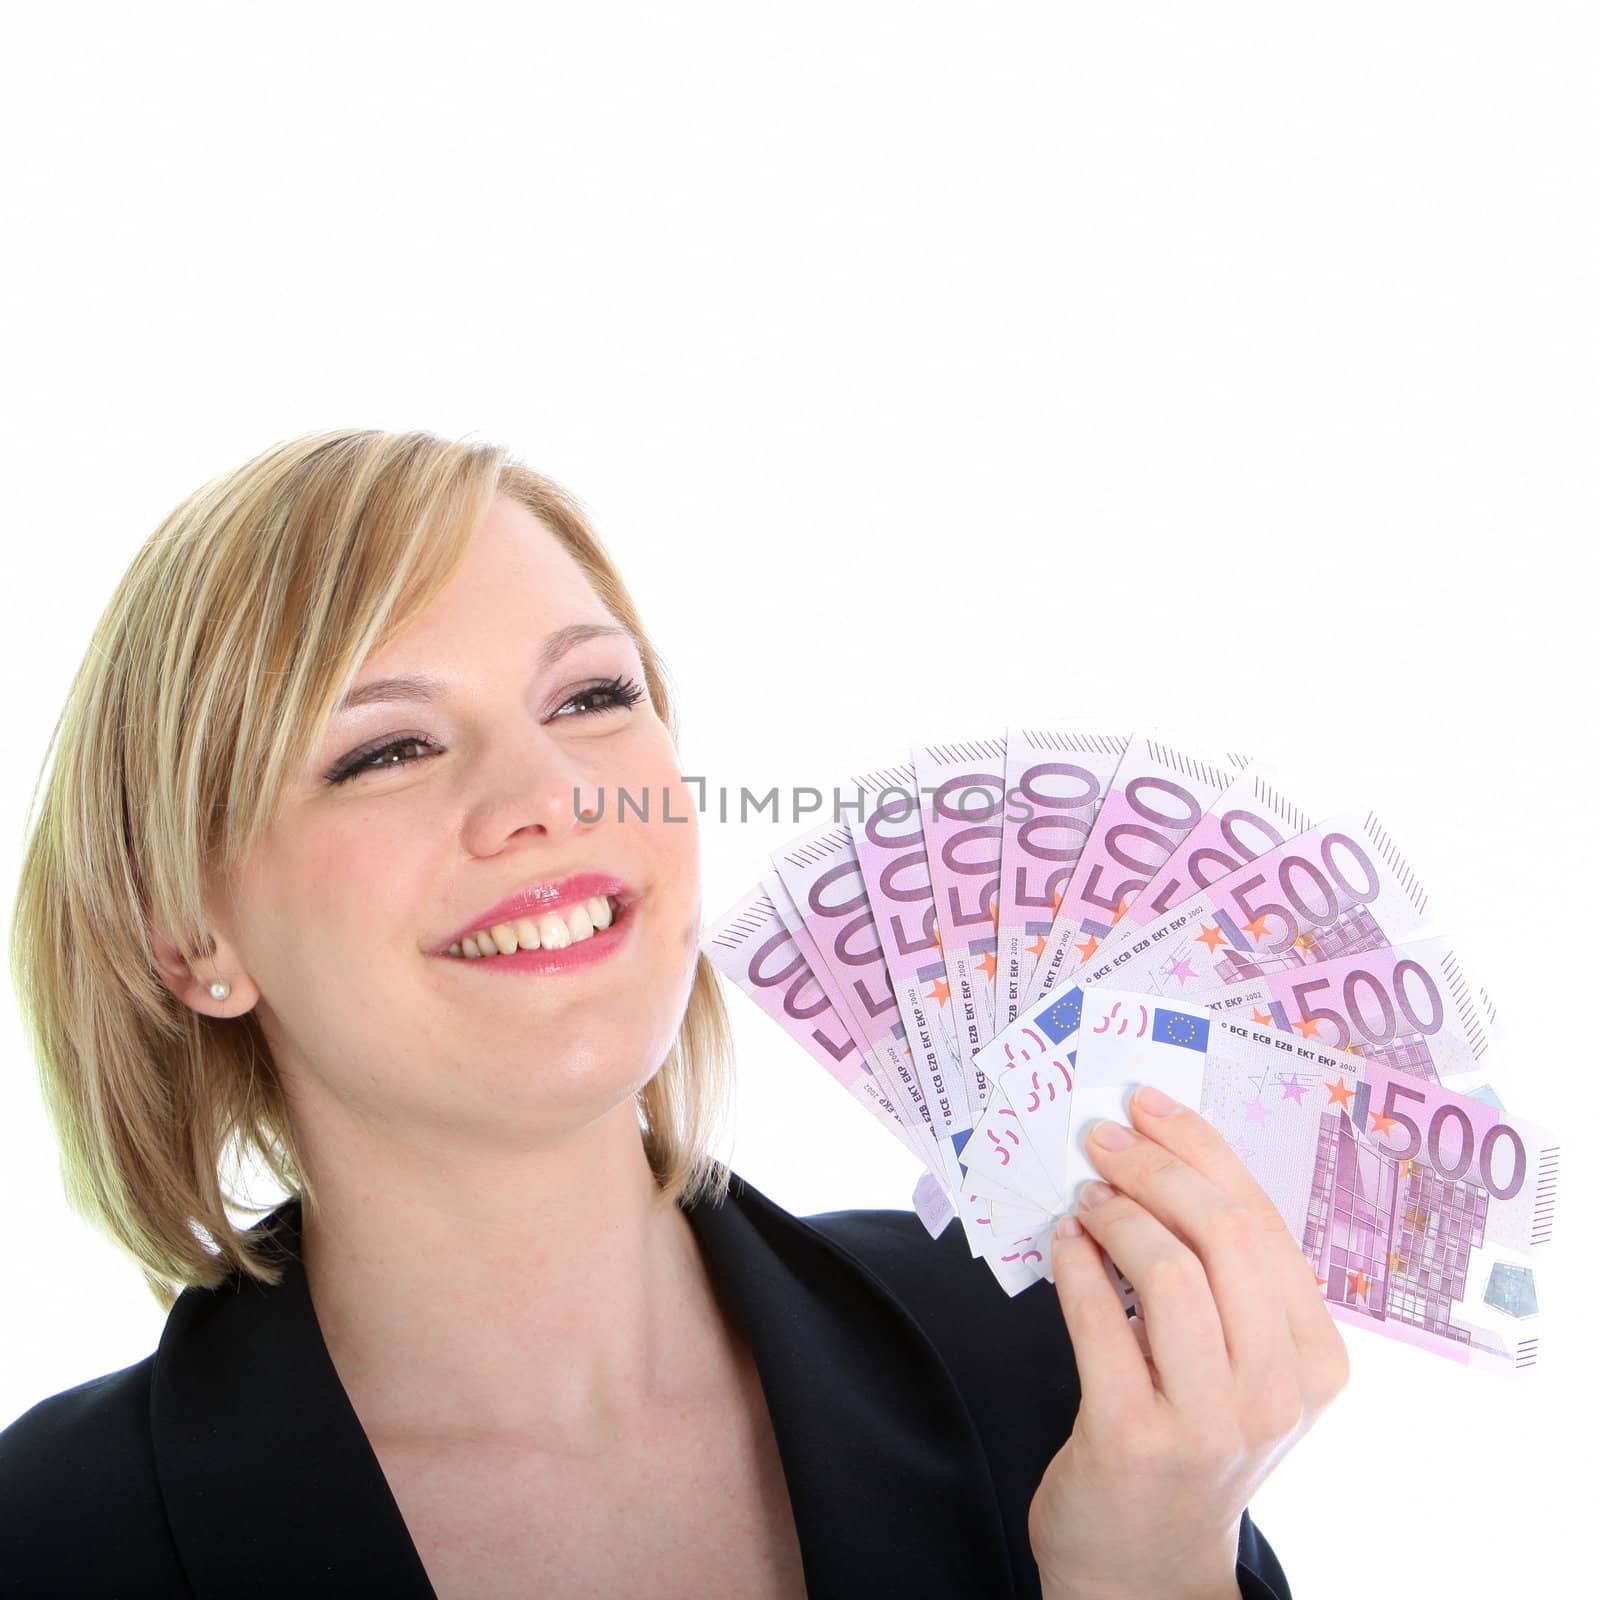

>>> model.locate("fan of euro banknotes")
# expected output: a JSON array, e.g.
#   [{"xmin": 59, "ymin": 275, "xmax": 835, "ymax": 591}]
[{"xmin": 702, "ymin": 729, "xmax": 1558, "ymax": 1376}]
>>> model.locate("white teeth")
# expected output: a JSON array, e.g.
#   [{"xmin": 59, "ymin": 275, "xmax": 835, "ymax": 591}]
[{"xmin": 448, "ymin": 895, "xmax": 621, "ymax": 959}]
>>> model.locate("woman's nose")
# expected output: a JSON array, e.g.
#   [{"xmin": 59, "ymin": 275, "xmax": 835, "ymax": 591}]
[{"xmin": 461, "ymin": 735, "xmax": 597, "ymax": 850}]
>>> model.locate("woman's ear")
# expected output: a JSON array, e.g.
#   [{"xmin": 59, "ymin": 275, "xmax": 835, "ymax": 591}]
[{"xmin": 145, "ymin": 912, "xmax": 259, "ymax": 1017}]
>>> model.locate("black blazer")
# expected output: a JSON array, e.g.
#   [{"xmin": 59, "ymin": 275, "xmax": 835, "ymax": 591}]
[{"xmin": 0, "ymin": 1171, "xmax": 1291, "ymax": 1598}]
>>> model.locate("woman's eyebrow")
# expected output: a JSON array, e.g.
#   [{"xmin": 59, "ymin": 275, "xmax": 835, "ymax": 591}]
[{"xmin": 335, "ymin": 622, "xmax": 634, "ymax": 714}]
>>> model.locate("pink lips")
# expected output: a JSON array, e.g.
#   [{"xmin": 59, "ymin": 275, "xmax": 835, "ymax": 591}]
[{"xmin": 431, "ymin": 870, "xmax": 635, "ymax": 956}]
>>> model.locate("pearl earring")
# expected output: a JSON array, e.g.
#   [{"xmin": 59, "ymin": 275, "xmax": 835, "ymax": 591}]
[{"xmin": 209, "ymin": 981, "xmax": 231, "ymax": 1001}]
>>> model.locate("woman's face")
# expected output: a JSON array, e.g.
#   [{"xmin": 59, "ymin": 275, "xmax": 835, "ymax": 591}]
[{"xmin": 199, "ymin": 494, "xmax": 703, "ymax": 1155}]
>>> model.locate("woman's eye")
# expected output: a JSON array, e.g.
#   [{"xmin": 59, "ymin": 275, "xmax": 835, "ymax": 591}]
[
  {"xmin": 325, "ymin": 675, "xmax": 647, "ymax": 785},
  {"xmin": 552, "ymin": 674, "xmax": 647, "ymax": 719},
  {"xmin": 327, "ymin": 735, "xmax": 438, "ymax": 784}
]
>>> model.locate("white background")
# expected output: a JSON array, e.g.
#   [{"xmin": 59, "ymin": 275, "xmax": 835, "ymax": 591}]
[{"xmin": 2, "ymin": 4, "xmax": 1594, "ymax": 1594}]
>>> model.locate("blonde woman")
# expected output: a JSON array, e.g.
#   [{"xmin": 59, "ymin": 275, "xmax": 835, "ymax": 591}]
[{"xmin": 0, "ymin": 430, "xmax": 1339, "ymax": 1598}]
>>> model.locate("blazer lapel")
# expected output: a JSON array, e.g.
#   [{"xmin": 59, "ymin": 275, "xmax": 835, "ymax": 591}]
[
  {"xmin": 149, "ymin": 1199, "xmax": 437, "ymax": 1598},
  {"xmin": 687, "ymin": 1173, "xmax": 1016, "ymax": 1599}
]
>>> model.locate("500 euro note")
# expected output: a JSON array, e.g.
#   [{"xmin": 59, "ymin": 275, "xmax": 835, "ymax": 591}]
[
  {"xmin": 1026, "ymin": 737, "xmax": 1248, "ymax": 1008},
  {"xmin": 714, "ymin": 877, "xmax": 970, "ymax": 1239},
  {"xmin": 1058, "ymin": 988, "xmax": 1557, "ymax": 1374},
  {"xmin": 702, "ymin": 884, "xmax": 931, "ymax": 1166},
  {"xmin": 996, "ymin": 728, "xmax": 1129, "ymax": 1030},
  {"xmin": 768, "ymin": 816, "xmax": 942, "ymax": 1153},
  {"xmin": 914, "ymin": 737, "xmax": 1006, "ymax": 1059},
  {"xmin": 767, "ymin": 819, "xmax": 989, "ymax": 1245},
  {"xmin": 965, "ymin": 987, "xmax": 1090, "ymax": 1217},
  {"xmin": 1202, "ymin": 934, "xmax": 1499, "ymax": 1089},
  {"xmin": 1089, "ymin": 759, "xmax": 1317, "ymax": 963},
  {"xmin": 845, "ymin": 773, "xmax": 980, "ymax": 1131},
  {"xmin": 1078, "ymin": 811, "xmax": 1433, "ymax": 996}
]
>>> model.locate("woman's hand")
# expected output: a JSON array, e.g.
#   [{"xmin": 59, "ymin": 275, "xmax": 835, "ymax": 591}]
[{"xmin": 1027, "ymin": 1083, "xmax": 1350, "ymax": 1600}]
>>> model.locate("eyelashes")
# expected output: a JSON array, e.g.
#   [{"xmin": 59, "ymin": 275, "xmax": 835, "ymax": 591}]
[
  {"xmin": 324, "ymin": 674, "xmax": 647, "ymax": 785},
  {"xmin": 551, "ymin": 674, "xmax": 648, "ymax": 721}
]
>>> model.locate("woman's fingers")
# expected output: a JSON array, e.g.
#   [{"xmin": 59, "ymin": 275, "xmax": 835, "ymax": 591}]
[
  {"xmin": 1081, "ymin": 1115, "xmax": 1293, "ymax": 1394},
  {"xmin": 1049, "ymin": 1215, "xmax": 1159, "ymax": 1421},
  {"xmin": 1066, "ymin": 1179, "xmax": 1238, "ymax": 1417},
  {"xmin": 1050, "ymin": 1084, "xmax": 1350, "ymax": 1441},
  {"xmin": 1124, "ymin": 1086, "xmax": 1351, "ymax": 1406}
]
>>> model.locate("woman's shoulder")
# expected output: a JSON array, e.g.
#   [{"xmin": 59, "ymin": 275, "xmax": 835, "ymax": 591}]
[
  {"xmin": 0, "ymin": 1354, "xmax": 188, "ymax": 1592},
  {"xmin": 717, "ymin": 1174, "xmax": 1078, "ymax": 1387},
  {"xmin": 709, "ymin": 1174, "xmax": 1083, "ymax": 1468},
  {"xmin": 790, "ymin": 1196, "xmax": 1085, "ymax": 1589},
  {"xmin": 0, "ymin": 1351, "xmax": 158, "ymax": 1484},
  {"xmin": 798, "ymin": 1199, "xmax": 1078, "ymax": 1385}
]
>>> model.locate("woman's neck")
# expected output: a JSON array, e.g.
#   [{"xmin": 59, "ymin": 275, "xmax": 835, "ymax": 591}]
[{"xmin": 294, "ymin": 1098, "xmax": 734, "ymax": 1452}]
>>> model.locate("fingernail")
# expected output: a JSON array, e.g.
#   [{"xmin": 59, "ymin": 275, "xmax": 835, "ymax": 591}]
[
  {"xmin": 1079, "ymin": 1180, "xmax": 1114, "ymax": 1209},
  {"xmin": 1092, "ymin": 1118, "xmax": 1135, "ymax": 1150},
  {"xmin": 1136, "ymin": 1084, "xmax": 1178, "ymax": 1115},
  {"xmin": 1055, "ymin": 1213, "xmax": 1082, "ymax": 1240}
]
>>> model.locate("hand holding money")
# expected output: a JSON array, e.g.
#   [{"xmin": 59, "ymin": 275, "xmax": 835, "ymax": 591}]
[
  {"xmin": 1026, "ymin": 1082, "xmax": 1349, "ymax": 1600},
  {"xmin": 704, "ymin": 724, "xmax": 1557, "ymax": 1377}
]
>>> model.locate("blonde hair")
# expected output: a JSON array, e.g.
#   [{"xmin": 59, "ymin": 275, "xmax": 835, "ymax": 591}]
[{"xmin": 8, "ymin": 428, "xmax": 734, "ymax": 1311}]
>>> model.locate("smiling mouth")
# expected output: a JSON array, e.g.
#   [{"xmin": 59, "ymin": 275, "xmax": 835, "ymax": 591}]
[{"xmin": 443, "ymin": 894, "xmax": 627, "ymax": 959}]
